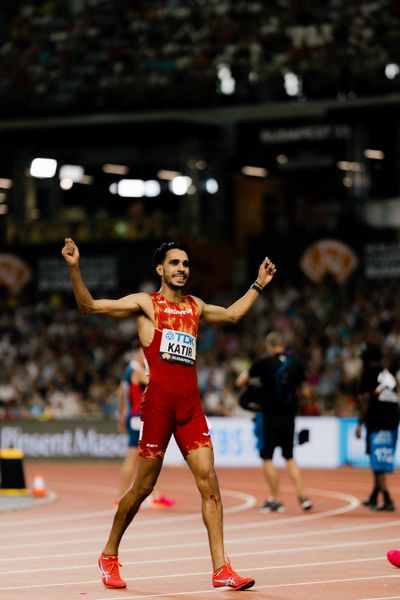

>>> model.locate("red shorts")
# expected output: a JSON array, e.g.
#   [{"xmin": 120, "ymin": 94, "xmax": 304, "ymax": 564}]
[{"xmin": 139, "ymin": 381, "xmax": 212, "ymax": 459}]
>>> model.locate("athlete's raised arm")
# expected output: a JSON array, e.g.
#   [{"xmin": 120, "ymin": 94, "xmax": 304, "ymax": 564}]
[
  {"xmin": 61, "ymin": 238, "xmax": 149, "ymax": 318},
  {"xmin": 195, "ymin": 256, "xmax": 276, "ymax": 324}
]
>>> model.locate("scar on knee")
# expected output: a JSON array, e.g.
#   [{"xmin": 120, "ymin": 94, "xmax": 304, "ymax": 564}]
[{"xmin": 210, "ymin": 494, "xmax": 219, "ymax": 506}]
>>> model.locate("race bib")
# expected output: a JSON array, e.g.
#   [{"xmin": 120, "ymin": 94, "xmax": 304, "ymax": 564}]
[{"xmin": 159, "ymin": 328, "xmax": 196, "ymax": 367}]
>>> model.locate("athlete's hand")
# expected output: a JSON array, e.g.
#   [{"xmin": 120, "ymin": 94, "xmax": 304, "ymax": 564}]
[
  {"xmin": 255, "ymin": 256, "xmax": 277, "ymax": 288},
  {"xmin": 355, "ymin": 423, "xmax": 362, "ymax": 439},
  {"xmin": 61, "ymin": 237, "xmax": 80, "ymax": 267}
]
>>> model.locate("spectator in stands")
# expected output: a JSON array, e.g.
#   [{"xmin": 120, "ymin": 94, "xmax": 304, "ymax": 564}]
[
  {"xmin": 1, "ymin": 0, "xmax": 399, "ymax": 117},
  {"xmin": 1, "ymin": 277, "xmax": 400, "ymax": 421}
]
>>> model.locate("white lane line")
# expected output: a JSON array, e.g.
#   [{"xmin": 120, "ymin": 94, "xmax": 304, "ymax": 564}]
[
  {"xmin": 223, "ymin": 489, "xmax": 256, "ymax": 513},
  {"xmin": 0, "ymin": 519, "xmax": 400, "ymax": 563},
  {"xmin": 3, "ymin": 506, "xmax": 400, "ymax": 557},
  {"xmin": 0, "ymin": 548, "xmax": 386, "ymax": 576},
  {"xmin": 0, "ymin": 491, "xmax": 58, "ymax": 513},
  {"xmin": 0, "ymin": 508, "xmax": 114, "ymax": 527},
  {"xmin": 90, "ymin": 574, "xmax": 400, "ymax": 600},
  {"xmin": 0, "ymin": 538, "xmax": 397, "ymax": 590},
  {"xmin": 0, "ymin": 486, "xmax": 255, "ymax": 535},
  {"xmin": 1, "ymin": 565, "xmax": 400, "ymax": 592},
  {"xmin": 360, "ymin": 597, "xmax": 400, "ymax": 600},
  {"xmin": 0, "ymin": 486, "xmax": 359, "ymax": 542},
  {"xmin": 0, "ymin": 494, "xmax": 390, "ymax": 563}
]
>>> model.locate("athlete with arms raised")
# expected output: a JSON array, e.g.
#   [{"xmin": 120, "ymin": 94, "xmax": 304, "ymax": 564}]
[{"xmin": 61, "ymin": 238, "xmax": 276, "ymax": 591}]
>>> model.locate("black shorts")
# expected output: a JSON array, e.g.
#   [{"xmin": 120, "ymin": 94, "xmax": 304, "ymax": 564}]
[{"xmin": 260, "ymin": 418, "xmax": 295, "ymax": 460}]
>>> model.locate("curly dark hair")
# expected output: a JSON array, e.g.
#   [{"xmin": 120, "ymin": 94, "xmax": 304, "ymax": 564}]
[{"xmin": 152, "ymin": 242, "xmax": 191, "ymax": 270}]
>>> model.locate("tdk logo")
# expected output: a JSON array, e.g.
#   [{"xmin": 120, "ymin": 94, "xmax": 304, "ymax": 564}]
[{"xmin": 166, "ymin": 332, "xmax": 194, "ymax": 345}]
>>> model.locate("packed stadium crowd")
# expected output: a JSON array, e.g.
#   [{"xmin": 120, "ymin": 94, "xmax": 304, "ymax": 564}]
[
  {"xmin": 1, "ymin": 0, "xmax": 399, "ymax": 116},
  {"xmin": 1, "ymin": 274, "xmax": 399, "ymax": 422}
]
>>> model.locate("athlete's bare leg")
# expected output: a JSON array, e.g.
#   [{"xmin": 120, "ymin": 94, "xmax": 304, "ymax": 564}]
[
  {"xmin": 262, "ymin": 459, "xmax": 281, "ymax": 502},
  {"xmin": 186, "ymin": 446, "xmax": 225, "ymax": 570},
  {"xmin": 286, "ymin": 458, "xmax": 305, "ymax": 498},
  {"xmin": 376, "ymin": 472, "xmax": 385, "ymax": 493},
  {"xmin": 118, "ymin": 447, "xmax": 138, "ymax": 498},
  {"xmin": 102, "ymin": 456, "xmax": 163, "ymax": 556}
]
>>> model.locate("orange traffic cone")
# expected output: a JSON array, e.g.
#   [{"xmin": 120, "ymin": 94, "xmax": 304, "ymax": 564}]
[{"xmin": 31, "ymin": 473, "xmax": 47, "ymax": 498}]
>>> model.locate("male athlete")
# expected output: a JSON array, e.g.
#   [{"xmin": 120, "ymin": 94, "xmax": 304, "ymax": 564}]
[{"xmin": 61, "ymin": 238, "xmax": 276, "ymax": 591}]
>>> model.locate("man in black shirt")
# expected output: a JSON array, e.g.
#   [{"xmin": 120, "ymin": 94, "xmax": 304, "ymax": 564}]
[
  {"xmin": 356, "ymin": 343, "xmax": 399, "ymax": 512},
  {"xmin": 237, "ymin": 331, "xmax": 312, "ymax": 512}
]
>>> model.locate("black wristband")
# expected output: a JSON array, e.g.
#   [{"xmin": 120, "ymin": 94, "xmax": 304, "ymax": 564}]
[{"xmin": 251, "ymin": 282, "xmax": 263, "ymax": 294}]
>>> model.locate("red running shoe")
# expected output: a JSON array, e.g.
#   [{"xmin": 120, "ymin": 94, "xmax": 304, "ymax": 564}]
[
  {"xmin": 212, "ymin": 559, "xmax": 255, "ymax": 591},
  {"xmin": 98, "ymin": 554, "xmax": 126, "ymax": 588},
  {"xmin": 151, "ymin": 495, "xmax": 176, "ymax": 508},
  {"xmin": 387, "ymin": 549, "xmax": 400, "ymax": 567}
]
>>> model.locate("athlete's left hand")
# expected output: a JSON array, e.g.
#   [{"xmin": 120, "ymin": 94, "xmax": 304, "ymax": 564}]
[{"xmin": 255, "ymin": 256, "xmax": 277, "ymax": 288}]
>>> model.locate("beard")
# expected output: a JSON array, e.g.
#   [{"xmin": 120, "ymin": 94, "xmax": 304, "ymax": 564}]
[{"xmin": 164, "ymin": 273, "xmax": 187, "ymax": 290}]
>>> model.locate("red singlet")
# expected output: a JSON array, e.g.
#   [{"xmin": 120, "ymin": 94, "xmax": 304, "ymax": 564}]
[{"xmin": 139, "ymin": 292, "xmax": 212, "ymax": 459}]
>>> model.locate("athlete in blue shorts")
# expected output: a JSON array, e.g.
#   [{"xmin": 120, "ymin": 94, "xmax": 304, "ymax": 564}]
[
  {"xmin": 116, "ymin": 348, "xmax": 176, "ymax": 508},
  {"xmin": 116, "ymin": 348, "xmax": 147, "ymax": 500}
]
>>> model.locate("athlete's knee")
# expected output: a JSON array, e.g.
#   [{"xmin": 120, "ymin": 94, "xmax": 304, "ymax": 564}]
[
  {"xmin": 196, "ymin": 467, "xmax": 220, "ymax": 497},
  {"xmin": 131, "ymin": 465, "xmax": 160, "ymax": 499},
  {"xmin": 128, "ymin": 478, "xmax": 154, "ymax": 503}
]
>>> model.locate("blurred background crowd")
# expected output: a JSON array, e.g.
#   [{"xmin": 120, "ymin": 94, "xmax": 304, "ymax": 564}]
[
  {"xmin": 1, "ymin": 0, "xmax": 400, "ymax": 424},
  {"xmin": 1, "ymin": 0, "xmax": 400, "ymax": 116},
  {"xmin": 1, "ymin": 275, "xmax": 399, "ymax": 421}
]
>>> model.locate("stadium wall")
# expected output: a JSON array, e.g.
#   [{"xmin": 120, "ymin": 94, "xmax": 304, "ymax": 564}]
[{"xmin": 0, "ymin": 417, "xmax": 392, "ymax": 468}]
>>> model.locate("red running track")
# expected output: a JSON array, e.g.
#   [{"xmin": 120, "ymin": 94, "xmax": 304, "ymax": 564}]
[{"xmin": 1, "ymin": 461, "xmax": 400, "ymax": 600}]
